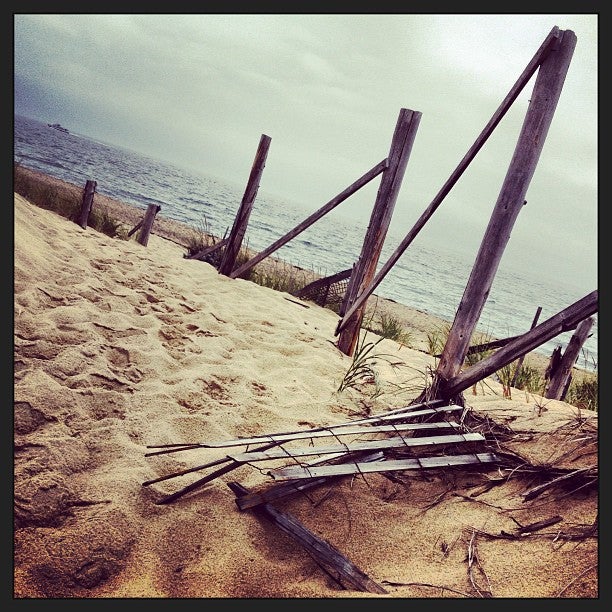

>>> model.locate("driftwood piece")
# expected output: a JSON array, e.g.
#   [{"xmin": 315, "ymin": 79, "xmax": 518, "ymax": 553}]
[
  {"xmin": 269, "ymin": 452, "xmax": 498, "ymax": 481},
  {"xmin": 228, "ymin": 481, "xmax": 388, "ymax": 594},
  {"xmin": 516, "ymin": 515, "xmax": 563, "ymax": 534},
  {"xmin": 522, "ymin": 467, "xmax": 595, "ymax": 502}
]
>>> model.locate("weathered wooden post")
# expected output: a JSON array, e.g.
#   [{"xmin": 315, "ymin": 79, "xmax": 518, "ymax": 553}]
[
  {"xmin": 429, "ymin": 29, "xmax": 577, "ymax": 402},
  {"xmin": 545, "ymin": 316, "xmax": 594, "ymax": 400},
  {"xmin": 336, "ymin": 108, "xmax": 422, "ymax": 356},
  {"xmin": 137, "ymin": 204, "xmax": 161, "ymax": 246},
  {"xmin": 78, "ymin": 179, "xmax": 97, "ymax": 229},
  {"xmin": 218, "ymin": 134, "xmax": 271, "ymax": 276}
]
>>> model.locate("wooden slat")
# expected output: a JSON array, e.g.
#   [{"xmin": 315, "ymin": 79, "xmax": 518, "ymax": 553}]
[
  {"xmin": 268, "ymin": 452, "xmax": 499, "ymax": 481},
  {"xmin": 234, "ymin": 452, "xmax": 385, "ymax": 510},
  {"xmin": 228, "ymin": 432, "xmax": 484, "ymax": 463},
  {"xmin": 228, "ymin": 482, "xmax": 388, "ymax": 594},
  {"xmin": 145, "ymin": 399, "xmax": 449, "ymax": 451},
  {"xmin": 225, "ymin": 421, "xmax": 461, "ymax": 458},
  {"xmin": 196, "ymin": 406, "xmax": 463, "ymax": 448}
]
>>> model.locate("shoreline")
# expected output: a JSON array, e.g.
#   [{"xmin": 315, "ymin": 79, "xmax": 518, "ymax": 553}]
[{"xmin": 14, "ymin": 165, "xmax": 585, "ymax": 379}]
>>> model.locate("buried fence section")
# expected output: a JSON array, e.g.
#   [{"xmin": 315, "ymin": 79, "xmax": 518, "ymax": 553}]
[{"xmin": 217, "ymin": 134, "xmax": 271, "ymax": 276}]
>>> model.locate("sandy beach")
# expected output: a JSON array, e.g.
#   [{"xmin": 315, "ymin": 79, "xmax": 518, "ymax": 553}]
[{"xmin": 14, "ymin": 191, "xmax": 597, "ymax": 598}]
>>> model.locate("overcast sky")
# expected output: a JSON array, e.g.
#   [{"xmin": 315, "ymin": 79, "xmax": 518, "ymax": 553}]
[{"xmin": 13, "ymin": 14, "xmax": 597, "ymax": 294}]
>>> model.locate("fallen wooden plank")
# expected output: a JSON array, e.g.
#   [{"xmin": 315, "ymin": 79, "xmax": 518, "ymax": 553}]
[
  {"xmin": 234, "ymin": 452, "xmax": 385, "ymax": 510},
  {"xmin": 227, "ymin": 481, "xmax": 388, "ymax": 594},
  {"xmin": 228, "ymin": 432, "xmax": 484, "ymax": 463},
  {"xmin": 268, "ymin": 452, "xmax": 499, "ymax": 481}
]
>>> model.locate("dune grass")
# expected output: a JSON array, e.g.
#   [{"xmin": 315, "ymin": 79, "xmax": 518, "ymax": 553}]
[{"xmin": 14, "ymin": 162, "xmax": 127, "ymax": 238}]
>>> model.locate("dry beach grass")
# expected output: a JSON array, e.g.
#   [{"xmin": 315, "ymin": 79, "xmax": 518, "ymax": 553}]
[{"xmin": 13, "ymin": 177, "xmax": 598, "ymax": 598}]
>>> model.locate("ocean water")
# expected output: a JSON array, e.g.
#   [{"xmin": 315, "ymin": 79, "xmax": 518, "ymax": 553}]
[{"xmin": 14, "ymin": 114, "xmax": 597, "ymax": 371}]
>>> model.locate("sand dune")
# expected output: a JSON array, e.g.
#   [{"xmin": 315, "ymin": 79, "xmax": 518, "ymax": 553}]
[{"xmin": 14, "ymin": 193, "xmax": 597, "ymax": 598}]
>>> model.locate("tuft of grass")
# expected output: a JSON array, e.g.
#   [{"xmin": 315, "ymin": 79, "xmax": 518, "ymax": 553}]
[
  {"xmin": 425, "ymin": 323, "xmax": 451, "ymax": 357},
  {"xmin": 510, "ymin": 362, "xmax": 544, "ymax": 396},
  {"xmin": 183, "ymin": 216, "xmax": 228, "ymax": 267},
  {"xmin": 363, "ymin": 312, "xmax": 413, "ymax": 347},
  {"xmin": 250, "ymin": 263, "xmax": 317, "ymax": 295},
  {"xmin": 565, "ymin": 374, "xmax": 598, "ymax": 412},
  {"xmin": 337, "ymin": 331, "xmax": 396, "ymax": 397}
]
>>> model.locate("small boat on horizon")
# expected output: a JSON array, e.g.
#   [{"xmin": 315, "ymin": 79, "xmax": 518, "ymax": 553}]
[{"xmin": 48, "ymin": 123, "xmax": 70, "ymax": 134}]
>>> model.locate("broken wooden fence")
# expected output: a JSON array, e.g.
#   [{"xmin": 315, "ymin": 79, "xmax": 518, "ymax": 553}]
[
  {"xmin": 293, "ymin": 268, "xmax": 352, "ymax": 308},
  {"xmin": 143, "ymin": 399, "xmax": 500, "ymax": 594},
  {"xmin": 335, "ymin": 27, "xmax": 565, "ymax": 339}
]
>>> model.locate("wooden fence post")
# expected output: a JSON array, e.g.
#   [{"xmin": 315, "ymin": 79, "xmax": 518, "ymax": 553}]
[
  {"xmin": 78, "ymin": 180, "xmax": 97, "ymax": 229},
  {"xmin": 137, "ymin": 204, "xmax": 161, "ymax": 246},
  {"xmin": 337, "ymin": 108, "xmax": 421, "ymax": 356},
  {"xmin": 218, "ymin": 134, "xmax": 271, "ymax": 276},
  {"xmin": 545, "ymin": 316, "xmax": 594, "ymax": 401},
  {"xmin": 431, "ymin": 29, "xmax": 577, "ymax": 400}
]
